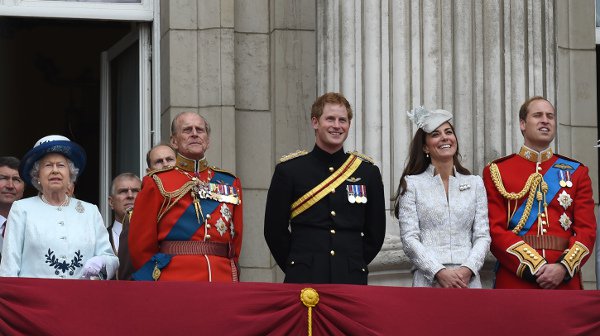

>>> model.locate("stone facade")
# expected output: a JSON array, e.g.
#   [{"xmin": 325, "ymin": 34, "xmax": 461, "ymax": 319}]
[{"xmin": 159, "ymin": 0, "xmax": 598, "ymax": 288}]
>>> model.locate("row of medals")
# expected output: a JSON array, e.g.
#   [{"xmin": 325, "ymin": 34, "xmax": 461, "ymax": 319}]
[
  {"xmin": 558, "ymin": 170, "xmax": 573, "ymax": 188},
  {"xmin": 346, "ymin": 185, "xmax": 367, "ymax": 204}
]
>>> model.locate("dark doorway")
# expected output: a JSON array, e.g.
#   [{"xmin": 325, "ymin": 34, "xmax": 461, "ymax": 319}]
[{"xmin": 0, "ymin": 17, "xmax": 130, "ymax": 204}]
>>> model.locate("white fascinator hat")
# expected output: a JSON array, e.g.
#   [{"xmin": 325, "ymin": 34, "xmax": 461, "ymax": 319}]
[{"xmin": 407, "ymin": 106, "xmax": 453, "ymax": 133}]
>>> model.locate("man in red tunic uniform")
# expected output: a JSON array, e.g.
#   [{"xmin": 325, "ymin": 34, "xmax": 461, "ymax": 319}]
[
  {"xmin": 129, "ymin": 112, "xmax": 243, "ymax": 282},
  {"xmin": 483, "ymin": 96, "xmax": 596, "ymax": 289}
]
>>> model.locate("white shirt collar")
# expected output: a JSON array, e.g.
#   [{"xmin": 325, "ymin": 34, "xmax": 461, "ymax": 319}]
[
  {"xmin": 112, "ymin": 220, "xmax": 123, "ymax": 235},
  {"xmin": 111, "ymin": 220, "xmax": 123, "ymax": 252}
]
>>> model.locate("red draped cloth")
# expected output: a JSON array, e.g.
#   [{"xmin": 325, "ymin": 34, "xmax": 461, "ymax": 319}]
[{"xmin": 1, "ymin": 278, "xmax": 599, "ymax": 335}]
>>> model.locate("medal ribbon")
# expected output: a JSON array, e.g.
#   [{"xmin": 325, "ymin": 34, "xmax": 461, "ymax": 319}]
[
  {"xmin": 291, "ymin": 154, "xmax": 362, "ymax": 219},
  {"xmin": 509, "ymin": 158, "xmax": 580, "ymax": 236}
]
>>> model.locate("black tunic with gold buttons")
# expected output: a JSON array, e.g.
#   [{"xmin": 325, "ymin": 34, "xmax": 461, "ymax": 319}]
[{"xmin": 264, "ymin": 145, "xmax": 386, "ymax": 284}]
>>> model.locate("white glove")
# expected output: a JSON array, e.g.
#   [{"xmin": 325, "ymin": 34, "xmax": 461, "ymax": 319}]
[{"xmin": 82, "ymin": 256, "xmax": 105, "ymax": 278}]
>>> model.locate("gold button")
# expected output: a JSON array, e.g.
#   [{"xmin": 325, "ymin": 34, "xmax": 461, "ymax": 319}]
[
  {"xmin": 571, "ymin": 253, "xmax": 576, "ymax": 257},
  {"xmin": 206, "ymin": 214, "xmax": 211, "ymax": 219},
  {"xmin": 328, "ymin": 167, "xmax": 334, "ymax": 172},
  {"xmin": 330, "ymin": 188, "xmax": 335, "ymax": 194},
  {"xmin": 569, "ymin": 257, "xmax": 574, "ymax": 260},
  {"xmin": 576, "ymin": 248, "xmax": 580, "ymax": 252},
  {"xmin": 361, "ymin": 268, "xmax": 366, "ymax": 272},
  {"xmin": 205, "ymin": 234, "xmax": 211, "ymax": 240},
  {"xmin": 330, "ymin": 250, "xmax": 335, "ymax": 256},
  {"xmin": 523, "ymin": 248, "xmax": 528, "ymax": 252},
  {"xmin": 529, "ymin": 253, "xmax": 534, "ymax": 258},
  {"xmin": 330, "ymin": 229, "xmax": 336, "ymax": 234},
  {"xmin": 290, "ymin": 261, "xmax": 295, "ymax": 265},
  {"xmin": 542, "ymin": 229, "xmax": 547, "ymax": 233},
  {"xmin": 533, "ymin": 256, "xmax": 537, "ymax": 260},
  {"xmin": 330, "ymin": 210, "xmax": 336, "ymax": 216},
  {"xmin": 537, "ymin": 166, "xmax": 542, "ymax": 171},
  {"xmin": 541, "ymin": 213, "xmax": 546, "ymax": 218},
  {"xmin": 360, "ymin": 232, "xmax": 364, "ymax": 237},
  {"xmin": 206, "ymin": 224, "xmax": 211, "ymax": 229},
  {"xmin": 541, "ymin": 221, "xmax": 546, "ymax": 225}
]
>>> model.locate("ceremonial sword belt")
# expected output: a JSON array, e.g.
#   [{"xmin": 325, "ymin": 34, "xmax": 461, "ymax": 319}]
[
  {"xmin": 522, "ymin": 235, "xmax": 569, "ymax": 251},
  {"xmin": 159, "ymin": 241, "xmax": 233, "ymax": 258}
]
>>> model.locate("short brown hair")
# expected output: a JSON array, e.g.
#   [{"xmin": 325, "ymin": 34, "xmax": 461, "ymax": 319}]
[
  {"xmin": 311, "ymin": 92, "xmax": 353, "ymax": 120},
  {"xmin": 519, "ymin": 96, "xmax": 552, "ymax": 121}
]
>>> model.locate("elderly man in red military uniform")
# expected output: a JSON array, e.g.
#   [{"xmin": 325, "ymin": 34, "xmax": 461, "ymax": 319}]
[
  {"xmin": 483, "ymin": 96, "xmax": 596, "ymax": 289},
  {"xmin": 129, "ymin": 112, "xmax": 242, "ymax": 282}
]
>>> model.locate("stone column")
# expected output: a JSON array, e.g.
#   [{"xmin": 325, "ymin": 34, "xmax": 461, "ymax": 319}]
[
  {"xmin": 236, "ymin": 0, "xmax": 317, "ymax": 282},
  {"xmin": 316, "ymin": 0, "xmax": 599, "ymax": 288},
  {"xmin": 556, "ymin": 0, "xmax": 598, "ymax": 289},
  {"xmin": 159, "ymin": 0, "xmax": 236, "ymax": 169}
]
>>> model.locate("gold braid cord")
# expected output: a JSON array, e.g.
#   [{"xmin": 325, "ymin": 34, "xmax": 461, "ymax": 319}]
[
  {"xmin": 489, "ymin": 163, "xmax": 547, "ymax": 234},
  {"xmin": 300, "ymin": 288, "xmax": 319, "ymax": 336},
  {"xmin": 152, "ymin": 174, "xmax": 197, "ymax": 223}
]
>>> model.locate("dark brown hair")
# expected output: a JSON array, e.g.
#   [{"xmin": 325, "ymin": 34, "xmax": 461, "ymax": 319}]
[
  {"xmin": 311, "ymin": 92, "xmax": 353, "ymax": 120},
  {"xmin": 393, "ymin": 122, "xmax": 470, "ymax": 218},
  {"xmin": 518, "ymin": 96, "xmax": 552, "ymax": 121},
  {"xmin": 0, "ymin": 156, "xmax": 19, "ymax": 170}
]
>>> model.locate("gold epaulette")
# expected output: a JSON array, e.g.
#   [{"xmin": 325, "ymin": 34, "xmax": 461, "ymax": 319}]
[
  {"xmin": 560, "ymin": 241, "xmax": 590, "ymax": 277},
  {"xmin": 211, "ymin": 166, "xmax": 237, "ymax": 178},
  {"xmin": 146, "ymin": 165, "xmax": 175, "ymax": 177},
  {"xmin": 349, "ymin": 151, "xmax": 374, "ymax": 164},
  {"xmin": 487, "ymin": 153, "xmax": 515, "ymax": 166},
  {"xmin": 279, "ymin": 150, "xmax": 308, "ymax": 163},
  {"xmin": 507, "ymin": 241, "xmax": 547, "ymax": 277}
]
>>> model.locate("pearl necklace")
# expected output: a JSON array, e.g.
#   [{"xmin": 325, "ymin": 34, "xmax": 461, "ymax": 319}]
[{"xmin": 41, "ymin": 194, "xmax": 70, "ymax": 209}]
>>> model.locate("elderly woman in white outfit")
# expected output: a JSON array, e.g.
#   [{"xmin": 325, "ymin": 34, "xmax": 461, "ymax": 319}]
[
  {"xmin": 394, "ymin": 107, "xmax": 490, "ymax": 288},
  {"xmin": 0, "ymin": 135, "xmax": 118, "ymax": 279}
]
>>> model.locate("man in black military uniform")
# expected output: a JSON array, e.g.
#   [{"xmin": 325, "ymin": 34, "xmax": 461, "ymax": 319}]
[{"xmin": 264, "ymin": 92, "xmax": 386, "ymax": 284}]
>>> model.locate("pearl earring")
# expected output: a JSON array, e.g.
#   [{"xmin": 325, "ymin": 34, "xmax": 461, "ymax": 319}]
[{"xmin": 426, "ymin": 153, "xmax": 429, "ymax": 158}]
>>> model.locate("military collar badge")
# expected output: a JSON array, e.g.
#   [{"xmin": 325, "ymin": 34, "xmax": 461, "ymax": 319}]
[{"xmin": 518, "ymin": 146, "xmax": 553, "ymax": 163}]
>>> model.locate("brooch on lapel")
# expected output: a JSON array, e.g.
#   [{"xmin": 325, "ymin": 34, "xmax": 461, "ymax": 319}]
[
  {"xmin": 459, "ymin": 184, "xmax": 471, "ymax": 191},
  {"xmin": 75, "ymin": 201, "xmax": 85, "ymax": 213}
]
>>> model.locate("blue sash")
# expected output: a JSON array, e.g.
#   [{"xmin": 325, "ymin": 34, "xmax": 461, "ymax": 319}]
[
  {"xmin": 131, "ymin": 253, "xmax": 172, "ymax": 281},
  {"xmin": 509, "ymin": 157, "xmax": 580, "ymax": 236}
]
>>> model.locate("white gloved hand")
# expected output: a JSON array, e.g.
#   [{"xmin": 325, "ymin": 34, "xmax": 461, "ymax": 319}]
[{"xmin": 82, "ymin": 256, "xmax": 105, "ymax": 278}]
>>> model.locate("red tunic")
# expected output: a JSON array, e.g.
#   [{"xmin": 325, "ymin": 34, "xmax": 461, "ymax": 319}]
[
  {"xmin": 129, "ymin": 160, "xmax": 243, "ymax": 282},
  {"xmin": 483, "ymin": 147, "xmax": 596, "ymax": 289}
]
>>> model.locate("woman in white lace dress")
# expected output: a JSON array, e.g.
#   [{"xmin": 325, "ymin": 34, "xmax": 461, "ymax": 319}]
[{"xmin": 394, "ymin": 107, "xmax": 490, "ymax": 288}]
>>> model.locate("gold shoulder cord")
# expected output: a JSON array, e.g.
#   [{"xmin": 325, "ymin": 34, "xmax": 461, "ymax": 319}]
[
  {"xmin": 152, "ymin": 174, "xmax": 197, "ymax": 223},
  {"xmin": 489, "ymin": 163, "xmax": 548, "ymax": 234}
]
